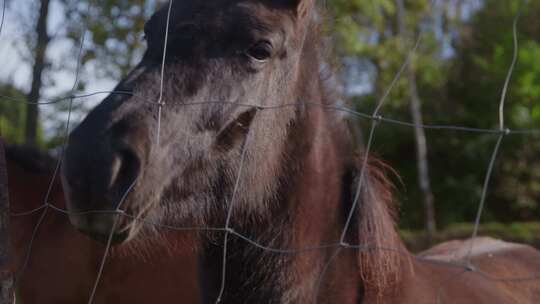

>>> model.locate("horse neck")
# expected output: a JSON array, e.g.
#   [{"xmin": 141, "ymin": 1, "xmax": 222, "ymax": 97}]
[
  {"xmin": 199, "ymin": 81, "xmax": 363, "ymax": 303},
  {"xmin": 281, "ymin": 25, "xmax": 363, "ymax": 302},
  {"xmin": 198, "ymin": 91, "xmax": 411, "ymax": 303},
  {"xmin": 199, "ymin": 20, "xmax": 405, "ymax": 302},
  {"xmin": 283, "ymin": 107, "xmax": 363, "ymax": 304}
]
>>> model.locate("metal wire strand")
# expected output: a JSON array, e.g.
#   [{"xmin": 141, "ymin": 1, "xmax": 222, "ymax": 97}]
[
  {"xmin": 87, "ymin": 178, "xmax": 139, "ymax": 304},
  {"xmin": 0, "ymin": 0, "xmax": 5, "ymax": 38},
  {"xmin": 466, "ymin": 2, "xmax": 523, "ymax": 265},
  {"xmin": 5, "ymin": 1, "xmax": 540, "ymax": 303},
  {"xmin": 13, "ymin": 3, "xmax": 89, "ymax": 288},
  {"xmin": 215, "ymin": 116, "xmax": 254, "ymax": 304},
  {"xmin": 155, "ymin": 0, "xmax": 174, "ymax": 147},
  {"xmin": 340, "ymin": 0, "xmax": 436, "ymax": 243},
  {"xmin": 2, "ymin": 95, "xmax": 540, "ymax": 135}
]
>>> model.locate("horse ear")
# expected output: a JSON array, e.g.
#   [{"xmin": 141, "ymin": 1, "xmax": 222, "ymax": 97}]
[
  {"xmin": 214, "ymin": 108, "xmax": 258, "ymax": 152},
  {"xmin": 281, "ymin": 0, "xmax": 315, "ymax": 18}
]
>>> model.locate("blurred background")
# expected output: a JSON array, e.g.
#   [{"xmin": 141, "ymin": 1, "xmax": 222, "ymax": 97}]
[{"xmin": 1, "ymin": 0, "xmax": 539, "ymax": 250}]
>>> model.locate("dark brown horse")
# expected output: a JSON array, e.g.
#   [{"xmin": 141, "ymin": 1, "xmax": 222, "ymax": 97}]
[
  {"xmin": 61, "ymin": 1, "xmax": 540, "ymax": 303},
  {"xmin": 7, "ymin": 145, "xmax": 199, "ymax": 303}
]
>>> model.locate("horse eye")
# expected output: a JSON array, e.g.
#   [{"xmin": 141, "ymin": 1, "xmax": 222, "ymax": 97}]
[{"xmin": 246, "ymin": 40, "xmax": 273, "ymax": 61}]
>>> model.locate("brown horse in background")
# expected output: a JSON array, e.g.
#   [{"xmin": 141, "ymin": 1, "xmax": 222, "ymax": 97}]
[
  {"xmin": 51, "ymin": 0, "xmax": 540, "ymax": 303},
  {"xmin": 7, "ymin": 145, "xmax": 199, "ymax": 303}
]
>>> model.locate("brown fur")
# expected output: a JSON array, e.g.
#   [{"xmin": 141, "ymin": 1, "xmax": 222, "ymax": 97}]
[
  {"xmin": 355, "ymin": 156, "xmax": 406, "ymax": 298},
  {"xmin": 7, "ymin": 145, "xmax": 199, "ymax": 304},
  {"xmin": 9, "ymin": 144, "xmax": 540, "ymax": 303},
  {"xmin": 57, "ymin": 1, "xmax": 540, "ymax": 303}
]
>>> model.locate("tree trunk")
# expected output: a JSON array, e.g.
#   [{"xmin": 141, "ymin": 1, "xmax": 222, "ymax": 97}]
[
  {"xmin": 396, "ymin": 0, "xmax": 437, "ymax": 237},
  {"xmin": 0, "ymin": 138, "xmax": 13, "ymax": 303},
  {"xmin": 25, "ymin": 0, "xmax": 51, "ymax": 147},
  {"xmin": 407, "ymin": 70, "xmax": 437, "ymax": 237}
]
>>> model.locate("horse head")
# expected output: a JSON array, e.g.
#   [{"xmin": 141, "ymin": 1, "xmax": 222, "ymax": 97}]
[{"xmin": 62, "ymin": 0, "xmax": 319, "ymax": 243}]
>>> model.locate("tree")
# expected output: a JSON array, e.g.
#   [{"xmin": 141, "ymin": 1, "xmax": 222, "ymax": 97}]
[
  {"xmin": 60, "ymin": 0, "xmax": 158, "ymax": 80},
  {"xmin": 329, "ymin": 0, "xmax": 444, "ymax": 232},
  {"xmin": 25, "ymin": 0, "xmax": 51, "ymax": 147},
  {"xmin": 445, "ymin": 0, "xmax": 540, "ymax": 222},
  {"xmin": 1, "ymin": 1, "xmax": 158, "ymax": 148},
  {"xmin": 395, "ymin": 0, "xmax": 436, "ymax": 236},
  {"xmin": 38, "ymin": 0, "xmax": 159, "ymax": 148},
  {"xmin": 329, "ymin": 0, "xmax": 540, "ymax": 229}
]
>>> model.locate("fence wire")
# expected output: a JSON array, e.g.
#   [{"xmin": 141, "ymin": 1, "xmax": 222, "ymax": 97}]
[{"xmin": 2, "ymin": 1, "xmax": 540, "ymax": 304}]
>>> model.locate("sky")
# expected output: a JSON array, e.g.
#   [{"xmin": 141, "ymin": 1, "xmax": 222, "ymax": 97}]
[
  {"xmin": 0, "ymin": 1, "xmax": 120, "ymax": 92},
  {"xmin": 0, "ymin": 0, "xmax": 119, "ymax": 137}
]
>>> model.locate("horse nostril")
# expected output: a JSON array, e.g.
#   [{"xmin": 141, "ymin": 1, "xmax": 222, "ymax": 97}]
[
  {"xmin": 109, "ymin": 155, "xmax": 123, "ymax": 189},
  {"xmin": 110, "ymin": 146, "xmax": 141, "ymax": 204}
]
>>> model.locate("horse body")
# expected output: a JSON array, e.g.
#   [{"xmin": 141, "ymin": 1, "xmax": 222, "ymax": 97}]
[
  {"xmin": 8, "ymin": 144, "xmax": 540, "ymax": 304},
  {"xmin": 394, "ymin": 239, "xmax": 540, "ymax": 304},
  {"xmin": 7, "ymin": 145, "xmax": 199, "ymax": 303},
  {"xmin": 7, "ymin": 146, "xmax": 93, "ymax": 303},
  {"xmin": 54, "ymin": 0, "xmax": 540, "ymax": 303}
]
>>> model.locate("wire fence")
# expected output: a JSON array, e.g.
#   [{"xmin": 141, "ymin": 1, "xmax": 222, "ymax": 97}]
[{"xmin": 2, "ymin": 0, "xmax": 540, "ymax": 304}]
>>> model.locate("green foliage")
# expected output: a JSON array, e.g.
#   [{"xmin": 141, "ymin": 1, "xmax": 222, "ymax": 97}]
[
  {"xmin": 1, "ymin": 0, "xmax": 538, "ymax": 233},
  {"xmin": 60, "ymin": 0, "xmax": 159, "ymax": 80},
  {"xmin": 0, "ymin": 84, "xmax": 26, "ymax": 144},
  {"xmin": 0, "ymin": 83, "xmax": 47, "ymax": 147},
  {"xmin": 36, "ymin": 1, "xmax": 161, "ymax": 148},
  {"xmin": 329, "ymin": 0, "xmax": 540, "ymax": 229},
  {"xmin": 442, "ymin": 0, "xmax": 540, "ymax": 225}
]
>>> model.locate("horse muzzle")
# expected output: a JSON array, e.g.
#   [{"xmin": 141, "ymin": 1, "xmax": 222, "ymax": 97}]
[
  {"xmin": 68, "ymin": 210, "xmax": 135, "ymax": 244},
  {"xmin": 61, "ymin": 93, "xmax": 150, "ymax": 244}
]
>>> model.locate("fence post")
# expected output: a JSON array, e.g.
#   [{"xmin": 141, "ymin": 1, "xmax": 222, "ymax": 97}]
[{"xmin": 0, "ymin": 138, "xmax": 13, "ymax": 304}]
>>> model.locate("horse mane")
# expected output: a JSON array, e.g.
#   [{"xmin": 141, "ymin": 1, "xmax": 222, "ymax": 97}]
[
  {"xmin": 5, "ymin": 144, "xmax": 57, "ymax": 174},
  {"xmin": 308, "ymin": 5, "xmax": 407, "ymax": 296},
  {"xmin": 355, "ymin": 155, "xmax": 407, "ymax": 298}
]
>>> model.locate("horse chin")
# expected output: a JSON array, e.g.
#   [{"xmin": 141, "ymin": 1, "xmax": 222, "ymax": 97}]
[
  {"xmin": 68, "ymin": 211, "xmax": 143, "ymax": 246},
  {"xmin": 84, "ymin": 228, "xmax": 131, "ymax": 245}
]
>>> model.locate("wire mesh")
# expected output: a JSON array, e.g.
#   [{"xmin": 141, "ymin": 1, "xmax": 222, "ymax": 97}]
[{"xmin": 2, "ymin": 0, "xmax": 540, "ymax": 303}]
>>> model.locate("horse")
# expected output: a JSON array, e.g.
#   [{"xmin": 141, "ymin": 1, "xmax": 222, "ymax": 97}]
[
  {"xmin": 60, "ymin": 0, "xmax": 540, "ymax": 303},
  {"xmin": 6, "ymin": 144, "xmax": 199, "ymax": 303}
]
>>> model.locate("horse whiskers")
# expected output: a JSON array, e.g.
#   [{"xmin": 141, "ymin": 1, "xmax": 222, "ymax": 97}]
[{"xmin": 108, "ymin": 223, "xmax": 193, "ymax": 261}]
